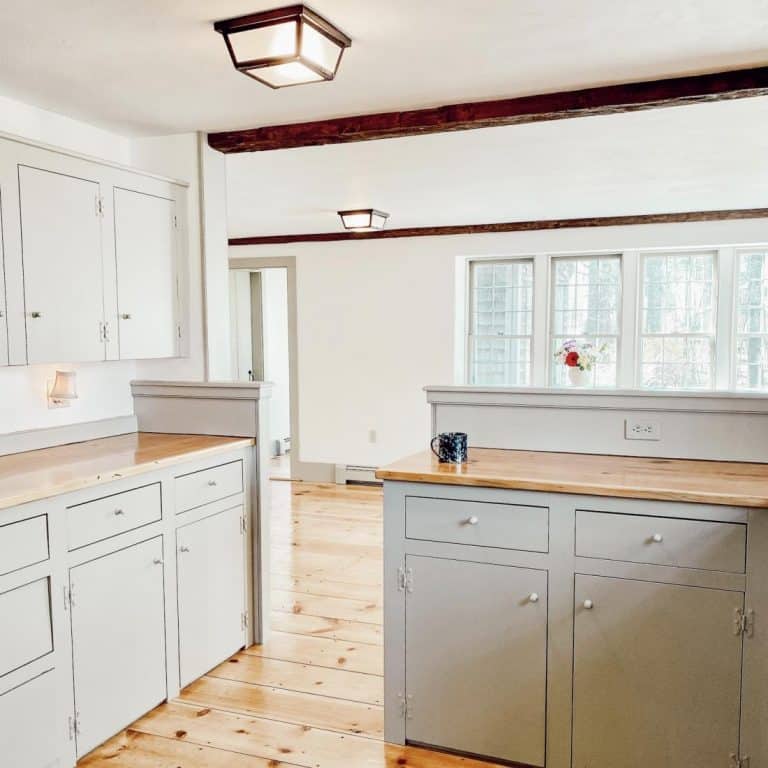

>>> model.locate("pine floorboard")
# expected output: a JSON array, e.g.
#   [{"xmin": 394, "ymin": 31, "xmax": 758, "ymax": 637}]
[{"xmin": 78, "ymin": 480, "xmax": 504, "ymax": 767}]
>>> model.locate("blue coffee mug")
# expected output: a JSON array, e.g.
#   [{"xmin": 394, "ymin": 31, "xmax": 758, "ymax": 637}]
[{"xmin": 430, "ymin": 432, "xmax": 468, "ymax": 464}]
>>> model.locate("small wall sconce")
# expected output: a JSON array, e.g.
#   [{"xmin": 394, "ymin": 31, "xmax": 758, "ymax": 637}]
[
  {"xmin": 48, "ymin": 370, "xmax": 78, "ymax": 409},
  {"xmin": 338, "ymin": 209, "xmax": 390, "ymax": 231}
]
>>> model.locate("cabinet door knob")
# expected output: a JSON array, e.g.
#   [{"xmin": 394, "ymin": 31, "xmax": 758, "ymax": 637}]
[
  {"xmin": 651, "ymin": 533, "xmax": 664, "ymax": 543},
  {"xmin": 30, "ymin": 311, "xmax": 42, "ymax": 318},
  {"xmin": 113, "ymin": 508, "xmax": 125, "ymax": 516},
  {"xmin": 465, "ymin": 515, "xmax": 479, "ymax": 526},
  {"xmin": 207, "ymin": 479, "xmax": 218, "ymax": 487},
  {"xmin": 120, "ymin": 313, "xmax": 132, "ymax": 320},
  {"xmin": 529, "ymin": 592, "xmax": 540, "ymax": 603},
  {"xmin": 179, "ymin": 545, "xmax": 191, "ymax": 553},
  {"xmin": 583, "ymin": 599, "xmax": 594, "ymax": 610},
  {"xmin": 153, "ymin": 558, "xmax": 164, "ymax": 566}
]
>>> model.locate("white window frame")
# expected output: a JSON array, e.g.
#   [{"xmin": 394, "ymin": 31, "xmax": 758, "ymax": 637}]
[
  {"xmin": 547, "ymin": 252, "xmax": 624, "ymax": 388},
  {"xmin": 466, "ymin": 256, "xmax": 536, "ymax": 387}
]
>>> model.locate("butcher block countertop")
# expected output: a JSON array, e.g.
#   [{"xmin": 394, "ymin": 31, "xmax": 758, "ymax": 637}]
[
  {"xmin": 0, "ymin": 432, "xmax": 254, "ymax": 512},
  {"xmin": 376, "ymin": 447, "xmax": 768, "ymax": 508}
]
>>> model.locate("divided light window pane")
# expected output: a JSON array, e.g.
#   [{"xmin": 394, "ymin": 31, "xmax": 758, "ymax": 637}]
[
  {"xmin": 639, "ymin": 251, "xmax": 716, "ymax": 390},
  {"xmin": 735, "ymin": 250, "xmax": 768, "ymax": 390},
  {"xmin": 468, "ymin": 259, "xmax": 533, "ymax": 386},
  {"xmin": 550, "ymin": 254, "xmax": 621, "ymax": 387}
]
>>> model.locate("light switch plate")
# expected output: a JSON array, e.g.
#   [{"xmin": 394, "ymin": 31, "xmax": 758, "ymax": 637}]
[{"xmin": 625, "ymin": 418, "xmax": 661, "ymax": 441}]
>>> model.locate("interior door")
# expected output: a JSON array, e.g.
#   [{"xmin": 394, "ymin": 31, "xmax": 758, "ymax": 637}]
[
  {"xmin": 69, "ymin": 537, "xmax": 166, "ymax": 758},
  {"xmin": 405, "ymin": 555, "xmax": 547, "ymax": 766},
  {"xmin": 113, "ymin": 188, "xmax": 177, "ymax": 359},
  {"xmin": 573, "ymin": 574, "xmax": 744, "ymax": 768},
  {"xmin": 19, "ymin": 165, "xmax": 105, "ymax": 363},
  {"xmin": 176, "ymin": 506, "xmax": 245, "ymax": 687}
]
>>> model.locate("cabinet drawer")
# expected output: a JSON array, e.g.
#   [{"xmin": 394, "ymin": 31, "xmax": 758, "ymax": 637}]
[
  {"xmin": 0, "ymin": 670, "xmax": 59, "ymax": 768},
  {"xmin": 406, "ymin": 496, "xmax": 549, "ymax": 553},
  {"xmin": 67, "ymin": 483, "xmax": 162, "ymax": 551},
  {"xmin": 175, "ymin": 460, "xmax": 243, "ymax": 513},
  {"xmin": 575, "ymin": 510, "xmax": 747, "ymax": 573},
  {"xmin": 0, "ymin": 515, "xmax": 49, "ymax": 576},
  {"xmin": 0, "ymin": 578, "xmax": 53, "ymax": 677}
]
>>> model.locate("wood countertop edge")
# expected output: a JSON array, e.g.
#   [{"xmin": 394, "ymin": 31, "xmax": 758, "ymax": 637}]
[
  {"xmin": 0, "ymin": 435, "xmax": 255, "ymax": 513},
  {"xmin": 375, "ymin": 468, "xmax": 768, "ymax": 508}
]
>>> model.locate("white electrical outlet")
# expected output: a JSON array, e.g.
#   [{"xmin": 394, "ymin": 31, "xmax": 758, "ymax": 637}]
[
  {"xmin": 625, "ymin": 418, "xmax": 661, "ymax": 441},
  {"xmin": 368, "ymin": 429, "xmax": 377, "ymax": 444}
]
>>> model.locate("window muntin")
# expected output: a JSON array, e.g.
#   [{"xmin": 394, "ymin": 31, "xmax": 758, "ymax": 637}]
[
  {"xmin": 468, "ymin": 259, "xmax": 533, "ymax": 386},
  {"xmin": 735, "ymin": 250, "xmax": 768, "ymax": 390},
  {"xmin": 639, "ymin": 251, "xmax": 716, "ymax": 390},
  {"xmin": 550, "ymin": 254, "xmax": 621, "ymax": 387}
]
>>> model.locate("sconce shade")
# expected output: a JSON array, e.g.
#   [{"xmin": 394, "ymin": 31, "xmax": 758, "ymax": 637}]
[
  {"xmin": 338, "ymin": 209, "xmax": 390, "ymax": 231},
  {"xmin": 214, "ymin": 5, "xmax": 352, "ymax": 89},
  {"xmin": 50, "ymin": 371, "xmax": 78, "ymax": 401}
]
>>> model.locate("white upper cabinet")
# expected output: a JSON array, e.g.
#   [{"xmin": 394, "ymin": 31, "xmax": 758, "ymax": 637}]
[
  {"xmin": 19, "ymin": 166, "xmax": 106, "ymax": 364},
  {"xmin": 0, "ymin": 134, "xmax": 188, "ymax": 366},
  {"xmin": 114, "ymin": 188, "xmax": 179, "ymax": 359}
]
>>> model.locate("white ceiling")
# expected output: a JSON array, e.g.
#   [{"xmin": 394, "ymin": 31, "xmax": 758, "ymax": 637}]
[
  {"xmin": 0, "ymin": 1, "xmax": 767, "ymax": 135},
  {"xmin": 225, "ymin": 97, "xmax": 768, "ymax": 235}
]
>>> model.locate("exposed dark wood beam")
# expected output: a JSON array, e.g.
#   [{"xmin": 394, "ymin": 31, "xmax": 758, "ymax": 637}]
[
  {"xmin": 229, "ymin": 208, "xmax": 768, "ymax": 246},
  {"xmin": 210, "ymin": 66, "xmax": 768, "ymax": 153}
]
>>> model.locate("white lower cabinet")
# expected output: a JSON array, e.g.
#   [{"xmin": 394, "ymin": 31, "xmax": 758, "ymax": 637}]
[
  {"xmin": 573, "ymin": 575, "xmax": 744, "ymax": 768},
  {"xmin": 404, "ymin": 555, "xmax": 547, "ymax": 766},
  {"xmin": 69, "ymin": 536, "xmax": 167, "ymax": 758},
  {"xmin": 176, "ymin": 506, "xmax": 246, "ymax": 687},
  {"xmin": 0, "ymin": 670, "xmax": 59, "ymax": 768}
]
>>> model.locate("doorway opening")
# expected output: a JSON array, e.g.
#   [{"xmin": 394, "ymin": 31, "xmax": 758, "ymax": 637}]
[{"xmin": 230, "ymin": 267, "xmax": 292, "ymax": 480}]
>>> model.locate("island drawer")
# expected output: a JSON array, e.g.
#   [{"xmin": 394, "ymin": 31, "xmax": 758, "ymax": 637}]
[
  {"xmin": 406, "ymin": 496, "xmax": 549, "ymax": 552},
  {"xmin": 0, "ymin": 515, "xmax": 49, "ymax": 576},
  {"xmin": 575, "ymin": 510, "xmax": 747, "ymax": 573},
  {"xmin": 67, "ymin": 483, "xmax": 162, "ymax": 551},
  {"xmin": 0, "ymin": 577, "xmax": 53, "ymax": 678},
  {"xmin": 175, "ymin": 460, "xmax": 243, "ymax": 513}
]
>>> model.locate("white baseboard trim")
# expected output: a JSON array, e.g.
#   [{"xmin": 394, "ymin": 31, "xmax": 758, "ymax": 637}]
[
  {"xmin": 0, "ymin": 415, "xmax": 138, "ymax": 457},
  {"xmin": 334, "ymin": 464, "xmax": 381, "ymax": 485}
]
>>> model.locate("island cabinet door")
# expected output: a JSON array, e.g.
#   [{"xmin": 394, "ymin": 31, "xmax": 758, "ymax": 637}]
[
  {"xmin": 405, "ymin": 555, "xmax": 547, "ymax": 767},
  {"xmin": 176, "ymin": 506, "xmax": 246, "ymax": 687},
  {"xmin": 573, "ymin": 575, "xmax": 744, "ymax": 768},
  {"xmin": 69, "ymin": 537, "xmax": 167, "ymax": 758}
]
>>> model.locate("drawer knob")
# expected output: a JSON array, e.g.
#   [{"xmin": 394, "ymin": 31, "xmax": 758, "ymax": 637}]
[
  {"xmin": 651, "ymin": 533, "xmax": 664, "ymax": 543},
  {"xmin": 153, "ymin": 558, "xmax": 164, "ymax": 566},
  {"xmin": 207, "ymin": 479, "xmax": 218, "ymax": 487},
  {"xmin": 583, "ymin": 599, "xmax": 594, "ymax": 610},
  {"xmin": 529, "ymin": 592, "xmax": 540, "ymax": 603},
  {"xmin": 114, "ymin": 508, "xmax": 125, "ymax": 516},
  {"xmin": 179, "ymin": 545, "xmax": 191, "ymax": 553},
  {"xmin": 465, "ymin": 515, "xmax": 479, "ymax": 526},
  {"xmin": 120, "ymin": 313, "xmax": 132, "ymax": 320}
]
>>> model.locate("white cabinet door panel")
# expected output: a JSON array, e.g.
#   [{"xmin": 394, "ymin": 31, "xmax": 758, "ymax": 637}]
[
  {"xmin": 0, "ymin": 670, "xmax": 59, "ymax": 768},
  {"xmin": 114, "ymin": 188, "xmax": 177, "ymax": 359},
  {"xmin": 177, "ymin": 506, "xmax": 245, "ymax": 687},
  {"xmin": 573, "ymin": 575, "xmax": 743, "ymax": 768},
  {"xmin": 19, "ymin": 166, "xmax": 105, "ymax": 363},
  {"xmin": 70, "ymin": 537, "xmax": 166, "ymax": 758},
  {"xmin": 405, "ymin": 555, "xmax": 547, "ymax": 766}
]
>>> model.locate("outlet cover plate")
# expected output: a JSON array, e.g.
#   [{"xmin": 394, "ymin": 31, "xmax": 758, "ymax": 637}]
[{"xmin": 625, "ymin": 418, "xmax": 661, "ymax": 441}]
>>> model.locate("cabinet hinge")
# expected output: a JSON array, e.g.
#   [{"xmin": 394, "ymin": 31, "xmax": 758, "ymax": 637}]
[
  {"xmin": 240, "ymin": 515, "xmax": 247, "ymax": 535},
  {"xmin": 241, "ymin": 611, "xmax": 249, "ymax": 630},
  {"xmin": 68, "ymin": 713, "xmax": 81, "ymax": 741},
  {"xmin": 730, "ymin": 753, "xmax": 750, "ymax": 768},
  {"xmin": 98, "ymin": 321, "xmax": 110, "ymax": 343},
  {"xmin": 397, "ymin": 566, "xmax": 413, "ymax": 593},
  {"xmin": 63, "ymin": 584, "xmax": 74, "ymax": 611},
  {"xmin": 177, "ymin": 323, "xmax": 182, "ymax": 340},
  {"xmin": 173, "ymin": 214, "xmax": 179, "ymax": 230},
  {"xmin": 734, "ymin": 608, "xmax": 754, "ymax": 637},
  {"xmin": 95, "ymin": 195, "xmax": 104, "ymax": 217},
  {"xmin": 397, "ymin": 693, "xmax": 413, "ymax": 720}
]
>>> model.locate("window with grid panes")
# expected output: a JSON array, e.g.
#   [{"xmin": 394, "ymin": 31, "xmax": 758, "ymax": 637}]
[
  {"xmin": 468, "ymin": 259, "xmax": 533, "ymax": 386},
  {"xmin": 639, "ymin": 251, "xmax": 716, "ymax": 389},
  {"xmin": 735, "ymin": 250, "xmax": 768, "ymax": 390},
  {"xmin": 550, "ymin": 254, "xmax": 621, "ymax": 387}
]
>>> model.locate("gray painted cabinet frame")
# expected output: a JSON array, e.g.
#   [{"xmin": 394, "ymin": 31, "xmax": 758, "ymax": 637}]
[{"xmin": 384, "ymin": 479, "xmax": 768, "ymax": 768}]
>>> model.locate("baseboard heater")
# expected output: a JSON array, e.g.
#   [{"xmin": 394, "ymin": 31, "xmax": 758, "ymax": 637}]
[{"xmin": 334, "ymin": 464, "xmax": 381, "ymax": 485}]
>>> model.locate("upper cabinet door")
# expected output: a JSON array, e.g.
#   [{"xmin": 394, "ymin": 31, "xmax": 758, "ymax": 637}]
[
  {"xmin": 19, "ymin": 166, "xmax": 105, "ymax": 363},
  {"xmin": 114, "ymin": 188, "xmax": 178, "ymax": 359}
]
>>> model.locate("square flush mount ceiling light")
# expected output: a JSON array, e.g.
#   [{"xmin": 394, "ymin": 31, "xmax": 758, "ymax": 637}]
[
  {"xmin": 338, "ymin": 209, "xmax": 390, "ymax": 231},
  {"xmin": 214, "ymin": 4, "xmax": 352, "ymax": 89}
]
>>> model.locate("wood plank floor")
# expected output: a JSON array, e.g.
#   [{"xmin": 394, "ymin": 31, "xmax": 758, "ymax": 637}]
[{"xmin": 79, "ymin": 480, "xmax": 504, "ymax": 767}]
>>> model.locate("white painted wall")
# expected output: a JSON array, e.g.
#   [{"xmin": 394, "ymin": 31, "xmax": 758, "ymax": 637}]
[
  {"xmin": 261, "ymin": 268, "xmax": 290, "ymax": 450},
  {"xmin": 231, "ymin": 217, "xmax": 768, "ymax": 467},
  {"xmin": 0, "ymin": 95, "xmax": 137, "ymax": 434}
]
